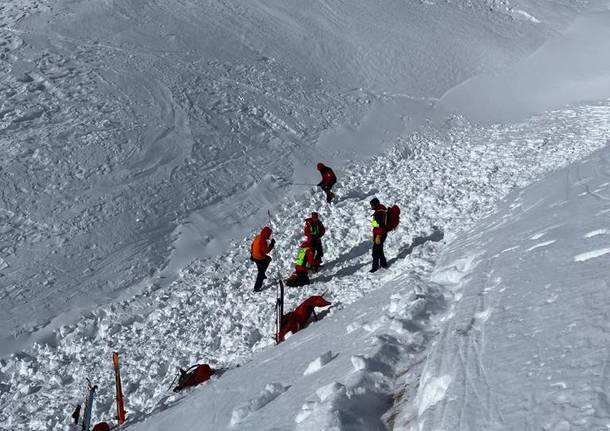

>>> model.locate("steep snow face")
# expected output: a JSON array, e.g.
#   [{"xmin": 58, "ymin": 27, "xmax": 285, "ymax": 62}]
[
  {"xmin": 403, "ymin": 147, "xmax": 610, "ymax": 430},
  {"xmin": 0, "ymin": 0, "xmax": 588, "ymax": 354}
]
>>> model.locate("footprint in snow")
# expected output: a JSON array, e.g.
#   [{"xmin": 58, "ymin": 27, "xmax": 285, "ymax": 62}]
[
  {"xmin": 303, "ymin": 350, "xmax": 336, "ymax": 376},
  {"xmin": 294, "ymin": 381, "xmax": 346, "ymax": 424}
]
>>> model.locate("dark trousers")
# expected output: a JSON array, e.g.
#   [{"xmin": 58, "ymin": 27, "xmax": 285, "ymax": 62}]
[
  {"xmin": 252, "ymin": 255, "xmax": 271, "ymax": 291},
  {"xmin": 372, "ymin": 235, "xmax": 387, "ymax": 271},
  {"xmin": 320, "ymin": 184, "xmax": 335, "ymax": 203},
  {"xmin": 312, "ymin": 238, "xmax": 324, "ymax": 262}
]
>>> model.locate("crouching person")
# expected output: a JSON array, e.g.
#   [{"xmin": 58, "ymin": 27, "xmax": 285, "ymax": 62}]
[{"xmin": 286, "ymin": 238, "xmax": 320, "ymax": 287}]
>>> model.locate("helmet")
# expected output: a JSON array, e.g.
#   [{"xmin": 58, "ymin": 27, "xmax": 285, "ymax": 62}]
[
  {"xmin": 311, "ymin": 211, "xmax": 319, "ymax": 220},
  {"xmin": 369, "ymin": 198, "xmax": 380, "ymax": 208},
  {"xmin": 316, "ymin": 163, "xmax": 324, "ymax": 171}
]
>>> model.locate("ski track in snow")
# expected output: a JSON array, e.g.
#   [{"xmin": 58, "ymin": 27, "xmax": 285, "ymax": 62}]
[
  {"xmin": 584, "ymin": 228, "xmax": 607, "ymax": 238},
  {"xmin": 526, "ymin": 240, "xmax": 556, "ymax": 252},
  {"xmin": 1, "ymin": 99, "xmax": 610, "ymax": 429},
  {"xmin": 573, "ymin": 247, "xmax": 610, "ymax": 262}
]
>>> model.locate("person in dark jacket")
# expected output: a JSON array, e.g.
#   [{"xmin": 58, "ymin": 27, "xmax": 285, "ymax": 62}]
[
  {"xmin": 250, "ymin": 226, "xmax": 275, "ymax": 291},
  {"xmin": 369, "ymin": 197, "xmax": 388, "ymax": 273},
  {"xmin": 316, "ymin": 163, "xmax": 337, "ymax": 203},
  {"xmin": 304, "ymin": 211, "xmax": 326, "ymax": 263}
]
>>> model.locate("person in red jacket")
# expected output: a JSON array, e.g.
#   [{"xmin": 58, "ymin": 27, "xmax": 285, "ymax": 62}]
[
  {"xmin": 317, "ymin": 162, "xmax": 337, "ymax": 203},
  {"xmin": 369, "ymin": 197, "xmax": 388, "ymax": 273},
  {"xmin": 286, "ymin": 238, "xmax": 320, "ymax": 287},
  {"xmin": 304, "ymin": 211, "xmax": 326, "ymax": 263},
  {"xmin": 250, "ymin": 226, "xmax": 275, "ymax": 291},
  {"xmin": 277, "ymin": 295, "xmax": 332, "ymax": 342}
]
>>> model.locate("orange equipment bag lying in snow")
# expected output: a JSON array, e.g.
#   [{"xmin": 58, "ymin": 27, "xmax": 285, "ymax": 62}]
[
  {"xmin": 173, "ymin": 364, "xmax": 215, "ymax": 392},
  {"xmin": 278, "ymin": 295, "xmax": 331, "ymax": 342}
]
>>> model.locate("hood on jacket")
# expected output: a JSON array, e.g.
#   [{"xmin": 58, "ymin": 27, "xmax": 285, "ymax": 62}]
[{"xmin": 261, "ymin": 226, "xmax": 272, "ymax": 239}]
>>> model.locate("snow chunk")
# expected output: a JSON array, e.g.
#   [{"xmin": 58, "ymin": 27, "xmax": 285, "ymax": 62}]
[
  {"xmin": 230, "ymin": 383, "xmax": 290, "ymax": 426},
  {"xmin": 431, "ymin": 255, "xmax": 478, "ymax": 286},
  {"xmin": 474, "ymin": 308, "xmax": 492, "ymax": 323},
  {"xmin": 418, "ymin": 375, "xmax": 451, "ymax": 416},
  {"xmin": 351, "ymin": 355, "xmax": 367, "ymax": 371},
  {"xmin": 304, "ymin": 351, "xmax": 335, "ymax": 376},
  {"xmin": 294, "ymin": 400, "xmax": 317, "ymax": 424},
  {"xmin": 315, "ymin": 381, "xmax": 346, "ymax": 402}
]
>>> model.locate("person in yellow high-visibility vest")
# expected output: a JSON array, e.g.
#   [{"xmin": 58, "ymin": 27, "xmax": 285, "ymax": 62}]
[
  {"xmin": 370, "ymin": 197, "xmax": 388, "ymax": 273},
  {"xmin": 286, "ymin": 238, "xmax": 320, "ymax": 287},
  {"xmin": 304, "ymin": 211, "xmax": 326, "ymax": 263}
]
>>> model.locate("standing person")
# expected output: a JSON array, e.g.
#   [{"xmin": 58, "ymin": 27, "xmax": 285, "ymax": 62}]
[
  {"xmin": 250, "ymin": 226, "xmax": 275, "ymax": 292},
  {"xmin": 369, "ymin": 197, "xmax": 388, "ymax": 273},
  {"xmin": 304, "ymin": 211, "xmax": 326, "ymax": 264},
  {"xmin": 316, "ymin": 163, "xmax": 337, "ymax": 203},
  {"xmin": 286, "ymin": 238, "xmax": 320, "ymax": 287}
]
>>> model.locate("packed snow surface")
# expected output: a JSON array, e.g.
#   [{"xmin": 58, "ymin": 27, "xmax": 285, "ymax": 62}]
[
  {"xmin": 1, "ymin": 0, "xmax": 610, "ymax": 430},
  {"xmin": 407, "ymin": 146, "xmax": 610, "ymax": 431}
]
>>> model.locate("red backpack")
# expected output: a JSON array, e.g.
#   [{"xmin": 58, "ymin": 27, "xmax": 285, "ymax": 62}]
[{"xmin": 385, "ymin": 205, "xmax": 400, "ymax": 231}]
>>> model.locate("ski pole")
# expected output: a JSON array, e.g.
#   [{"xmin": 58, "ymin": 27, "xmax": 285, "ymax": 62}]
[
  {"xmin": 286, "ymin": 182, "xmax": 318, "ymax": 186},
  {"xmin": 267, "ymin": 209, "xmax": 273, "ymax": 229}
]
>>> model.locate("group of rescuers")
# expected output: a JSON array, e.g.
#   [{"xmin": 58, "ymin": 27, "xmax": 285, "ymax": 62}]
[{"xmin": 250, "ymin": 162, "xmax": 395, "ymax": 291}]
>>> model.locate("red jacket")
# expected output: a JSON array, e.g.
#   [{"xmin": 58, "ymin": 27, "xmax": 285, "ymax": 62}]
[
  {"xmin": 304, "ymin": 218, "xmax": 325, "ymax": 239},
  {"xmin": 371, "ymin": 204, "xmax": 387, "ymax": 236},
  {"xmin": 251, "ymin": 226, "xmax": 273, "ymax": 260},
  {"xmin": 319, "ymin": 166, "xmax": 336, "ymax": 187},
  {"xmin": 278, "ymin": 296, "xmax": 332, "ymax": 342}
]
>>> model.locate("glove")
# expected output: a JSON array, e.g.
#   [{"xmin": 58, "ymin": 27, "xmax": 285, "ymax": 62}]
[
  {"xmin": 269, "ymin": 238, "xmax": 276, "ymax": 249},
  {"xmin": 374, "ymin": 235, "xmax": 382, "ymax": 245}
]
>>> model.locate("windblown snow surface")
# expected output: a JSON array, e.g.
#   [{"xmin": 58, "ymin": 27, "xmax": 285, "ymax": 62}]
[{"xmin": 1, "ymin": 0, "xmax": 610, "ymax": 430}]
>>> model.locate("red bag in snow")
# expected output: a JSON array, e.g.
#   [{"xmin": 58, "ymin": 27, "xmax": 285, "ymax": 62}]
[
  {"xmin": 385, "ymin": 205, "xmax": 400, "ymax": 231},
  {"xmin": 278, "ymin": 295, "xmax": 331, "ymax": 342},
  {"xmin": 173, "ymin": 364, "xmax": 215, "ymax": 392},
  {"xmin": 92, "ymin": 423, "xmax": 111, "ymax": 431}
]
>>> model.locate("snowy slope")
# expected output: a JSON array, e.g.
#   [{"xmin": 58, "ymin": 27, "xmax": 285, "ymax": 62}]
[
  {"xmin": 0, "ymin": 0, "xmax": 589, "ymax": 355},
  {"xmin": 123, "ymin": 105, "xmax": 609, "ymax": 431},
  {"xmin": 402, "ymin": 145, "xmax": 610, "ymax": 431},
  {"xmin": 2, "ymin": 100, "xmax": 608, "ymax": 430},
  {"xmin": 2, "ymin": 0, "xmax": 610, "ymax": 430}
]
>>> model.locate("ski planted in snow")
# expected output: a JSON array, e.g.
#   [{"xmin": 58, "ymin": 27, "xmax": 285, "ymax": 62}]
[
  {"xmin": 82, "ymin": 380, "xmax": 97, "ymax": 431},
  {"xmin": 112, "ymin": 352, "xmax": 126, "ymax": 426},
  {"xmin": 275, "ymin": 279, "xmax": 284, "ymax": 344}
]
